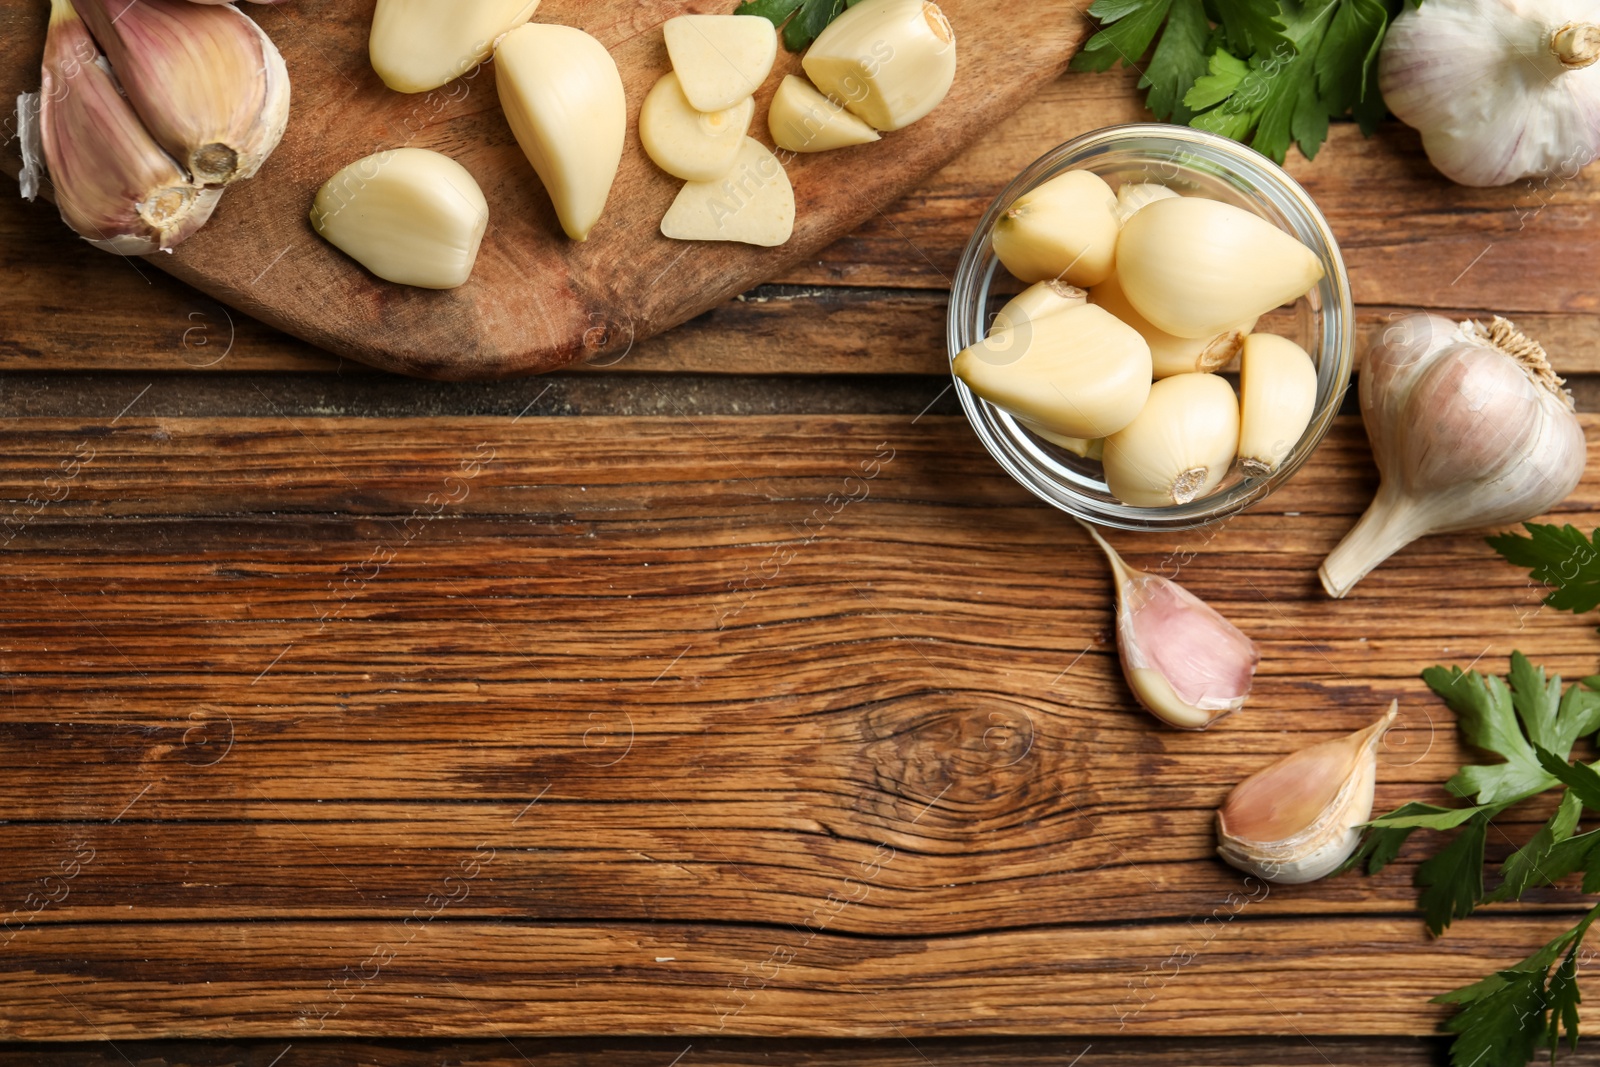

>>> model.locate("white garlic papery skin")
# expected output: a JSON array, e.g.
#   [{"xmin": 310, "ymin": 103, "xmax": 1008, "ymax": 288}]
[
  {"xmin": 1102, "ymin": 373, "xmax": 1240, "ymax": 507},
  {"xmin": 1216, "ymin": 703, "xmax": 1397, "ymax": 884},
  {"xmin": 1320, "ymin": 314, "xmax": 1587, "ymax": 598},
  {"xmin": 1082, "ymin": 523, "xmax": 1259, "ymax": 731},
  {"xmin": 1380, "ymin": 0, "xmax": 1600, "ymax": 187}
]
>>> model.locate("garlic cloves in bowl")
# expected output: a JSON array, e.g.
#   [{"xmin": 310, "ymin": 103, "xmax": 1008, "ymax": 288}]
[
  {"xmin": 1216, "ymin": 703, "xmax": 1398, "ymax": 884},
  {"xmin": 1082, "ymin": 522, "xmax": 1260, "ymax": 731}
]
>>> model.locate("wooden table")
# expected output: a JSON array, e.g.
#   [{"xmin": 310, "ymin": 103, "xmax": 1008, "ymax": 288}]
[{"xmin": 4, "ymin": 59, "xmax": 1600, "ymax": 1067}]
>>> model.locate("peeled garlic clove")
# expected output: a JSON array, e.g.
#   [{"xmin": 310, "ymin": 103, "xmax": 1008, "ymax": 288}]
[
  {"xmin": 496, "ymin": 23, "xmax": 626, "ymax": 242},
  {"xmin": 1114, "ymin": 181, "xmax": 1178, "ymax": 224},
  {"xmin": 1116, "ymin": 196, "xmax": 1324, "ymax": 339},
  {"xmin": 71, "ymin": 0, "xmax": 290, "ymax": 185},
  {"xmin": 661, "ymin": 137, "xmax": 795, "ymax": 247},
  {"xmin": 640, "ymin": 72, "xmax": 754, "ymax": 182},
  {"xmin": 310, "ymin": 148, "xmax": 488, "ymax": 290},
  {"xmin": 1320, "ymin": 315, "xmax": 1586, "ymax": 598},
  {"xmin": 38, "ymin": 0, "xmax": 221, "ymax": 253},
  {"xmin": 1103, "ymin": 373, "xmax": 1240, "ymax": 507},
  {"xmin": 1089, "ymin": 271, "xmax": 1253, "ymax": 378},
  {"xmin": 369, "ymin": 0, "xmax": 539, "ymax": 94},
  {"xmin": 1019, "ymin": 421, "xmax": 1102, "ymax": 459},
  {"xmin": 663, "ymin": 14, "xmax": 777, "ymax": 114},
  {"xmin": 768, "ymin": 75, "xmax": 881, "ymax": 153},
  {"xmin": 802, "ymin": 0, "xmax": 957, "ymax": 132},
  {"xmin": 1082, "ymin": 522, "xmax": 1259, "ymax": 731},
  {"xmin": 1237, "ymin": 334, "xmax": 1318, "ymax": 477},
  {"xmin": 989, "ymin": 280, "xmax": 1088, "ymax": 335},
  {"xmin": 1217, "ymin": 703, "xmax": 1398, "ymax": 884},
  {"xmin": 953, "ymin": 303, "xmax": 1152, "ymax": 440},
  {"xmin": 991, "ymin": 170, "xmax": 1119, "ymax": 287}
]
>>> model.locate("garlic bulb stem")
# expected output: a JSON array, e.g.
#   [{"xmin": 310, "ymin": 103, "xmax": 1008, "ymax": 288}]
[
  {"xmin": 1319, "ymin": 482, "xmax": 1430, "ymax": 599},
  {"xmin": 1553, "ymin": 22, "xmax": 1600, "ymax": 69}
]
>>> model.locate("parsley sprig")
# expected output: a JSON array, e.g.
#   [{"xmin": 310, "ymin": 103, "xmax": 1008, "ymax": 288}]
[
  {"xmin": 1343, "ymin": 654, "xmax": 1600, "ymax": 1066},
  {"xmin": 734, "ymin": 0, "xmax": 865, "ymax": 51},
  {"xmin": 1071, "ymin": 0, "xmax": 1418, "ymax": 163},
  {"xmin": 1490, "ymin": 524, "xmax": 1600, "ymax": 616}
]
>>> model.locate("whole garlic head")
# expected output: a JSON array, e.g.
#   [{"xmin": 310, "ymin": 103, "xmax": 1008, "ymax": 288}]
[{"xmin": 1380, "ymin": 0, "xmax": 1600, "ymax": 186}]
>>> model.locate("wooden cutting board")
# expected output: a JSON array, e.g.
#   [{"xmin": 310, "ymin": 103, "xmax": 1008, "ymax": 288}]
[{"xmin": 0, "ymin": 0, "xmax": 1090, "ymax": 379}]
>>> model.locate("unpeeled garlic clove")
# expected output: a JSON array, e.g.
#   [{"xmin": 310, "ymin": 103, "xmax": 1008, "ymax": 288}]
[
  {"xmin": 768, "ymin": 74, "xmax": 881, "ymax": 153},
  {"xmin": 640, "ymin": 72, "xmax": 754, "ymax": 182},
  {"xmin": 71, "ymin": 0, "xmax": 290, "ymax": 185},
  {"xmin": 369, "ymin": 0, "xmax": 540, "ymax": 94},
  {"xmin": 1103, "ymin": 373, "xmax": 1240, "ymax": 507},
  {"xmin": 1089, "ymin": 271, "xmax": 1254, "ymax": 378},
  {"xmin": 989, "ymin": 280, "xmax": 1088, "ymax": 335},
  {"xmin": 660, "ymin": 137, "xmax": 795, "ymax": 247},
  {"xmin": 310, "ymin": 147, "xmax": 489, "ymax": 290},
  {"xmin": 802, "ymin": 0, "xmax": 957, "ymax": 132},
  {"xmin": 663, "ymin": 14, "xmax": 777, "ymax": 113},
  {"xmin": 1115, "ymin": 196, "xmax": 1324, "ymax": 339},
  {"xmin": 1216, "ymin": 702, "xmax": 1398, "ymax": 884},
  {"xmin": 1082, "ymin": 522, "xmax": 1259, "ymax": 731},
  {"xmin": 1237, "ymin": 334, "xmax": 1319, "ymax": 477},
  {"xmin": 991, "ymin": 169, "xmax": 1119, "ymax": 287},
  {"xmin": 1114, "ymin": 181, "xmax": 1178, "ymax": 224},
  {"xmin": 38, "ymin": 0, "xmax": 222, "ymax": 253},
  {"xmin": 953, "ymin": 303, "xmax": 1152, "ymax": 440},
  {"xmin": 496, "ymin": 23, "xmax": 626, "ymax": 242}
]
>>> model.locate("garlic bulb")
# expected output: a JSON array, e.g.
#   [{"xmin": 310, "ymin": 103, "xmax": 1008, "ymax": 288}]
[
  {"xmin": 72, "ymin": 0, "xmax": 290, "ymax": 185},
  {"xmin": 1115, "ymin": 197, "xmax": 1324, "ymax": 339},
  {"xmin": 1103, "ymin": 373, "xmax": 1240, "ymax": 507},
  {"xmin": 1114, "ymin": 181, "xmax": 1178, "ymax": 224},
  {"xmin": 990, "ymin": 280, "xmax": 1088, "ymax": 334},
  {"xmin": 1089, "ymin": 271, "xmax": 1254, "ymax": 379},
  {"xmin": 802, "ymin": 0, "xmax": 957, "ymax": 132},
  {"xmin": 991, "ymin": 170, "xmax": 1119, "ymax": 287},
  {"xmin": 37, "ymin": 0, "xmax": 221, "ymax": 253},
  {"xmin": 1380, "ymin": 0, "xmax": 1600, "ymax": 187},
  {"xmin": 1320, "ymin": 315, "xmax": 1586, "ymax": 598},
  {"xmin": 1216, "ymin": 703, "xmax": 1397, "ymax": 884},
  {"xmin": 1082, "ymin": 522, "xmax": 1259, "ymax": 731},
  {"xmin": 1236, "ymin": 334, "xmax": 1318, "ymax": 476},
  {"xmin": 953, "ymin": 303, "xmax": 1152, "ymax": 440}
]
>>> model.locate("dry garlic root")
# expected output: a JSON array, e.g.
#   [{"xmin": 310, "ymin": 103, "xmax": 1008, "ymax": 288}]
[
  {"xmin": 310, "ymin": 148, "xmax": 489, "ymax": 290},
  {"xmin": 959, "ymin": 170, "xmax": 1327, "ymax": 507}
]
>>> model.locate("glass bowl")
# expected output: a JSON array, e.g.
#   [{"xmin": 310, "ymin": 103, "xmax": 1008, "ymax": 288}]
[{"xmin": 947, "ymin": 123, "xmax": 1354, "ymax": 532}]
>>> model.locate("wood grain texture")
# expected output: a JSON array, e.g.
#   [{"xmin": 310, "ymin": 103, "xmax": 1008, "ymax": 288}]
[
  {"xmin": 0, "ymin": 0, "xmax": 1087, "ymax": 379},
  {"xmin": 2, "ymin": 412, "xmax": 1600, "ymax": 1039}
]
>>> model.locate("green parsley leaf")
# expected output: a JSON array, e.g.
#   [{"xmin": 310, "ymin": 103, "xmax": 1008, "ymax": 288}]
[
  {"xmin": 1213, "ymin": 0, "xmax": 1289, "ymax": 56},
  {"xmin": 1141, "ymin": 0, "xmax": 1212, "ymax": 121},
  {"xmin": 1486, "ymin": 790, "xmax": 1583, "ymax": 903},
  {"xmin": 1538, "ymin": 747, "xmax": 1600, "ymax": 811},
  {"xmin": 1416, "ymin": 809, "xmax": 1490, "ymax": 936},
  {"xmin": 1336, "ymin": 801, "xmax": 1486, "ymax": 877},
  {"xmin": 1489, "ymin": 524, "xmax": 1600, "ymax": 615},
  {"xmin": 1070, "ymin": 0, "xmax": 1177, "ymax": 74}
]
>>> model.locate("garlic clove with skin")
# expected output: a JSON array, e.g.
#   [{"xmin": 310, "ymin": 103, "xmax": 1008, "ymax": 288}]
[
  {"xmin": 989, "ymin": 280, "xmax": 1088, "ymax": 335},
  {"xmin": 1089, "ymin": 271, "xmax": 1254, "ymax": 379},
  {"xmin": 1115, "ymin": 196, "xmax": 1324, "ymax": 339},
  {"xmin": 1320, "ymin": 315, "xmax": 1586, "ymax": 598},
  {"xmin": 1237, "ymin": 334, "xmax": 1318, "ymax": 476},
  {"xmin": 1081, "ymin": 521, "xmax": 1259, "ymax": 731},
  {"xmin": 1379, "ymin": 0, "xmax": 1600, "ymax": 187},
  {"xmin": 71, "ymin": 0, "xmax": 290, "ymax": 186},
  {"xmin": 991, "ymin": 170, "xmax": 1119, "ymax": 287},
  {"xmin": 1216, "ymin": 703, "xmax": 1398, "ymax": 884},
  {"xmin": 1103, "ymin": 373, "xmax": 1241, "ymax": 507}
]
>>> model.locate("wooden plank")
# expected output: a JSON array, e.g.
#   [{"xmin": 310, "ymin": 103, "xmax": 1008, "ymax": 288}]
[
  {"xmin": 0, "ymin": 916, "xmax": 1587, "ymax": 1039},
  {"xmin": 5, "ymin": 71, "xmax": 1597, "ymax": 377}
]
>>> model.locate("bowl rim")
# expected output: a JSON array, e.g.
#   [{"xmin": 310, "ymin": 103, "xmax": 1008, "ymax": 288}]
[{"xmin": 946, "ymin": 122, "xmax": 1355, "ymax": 532}]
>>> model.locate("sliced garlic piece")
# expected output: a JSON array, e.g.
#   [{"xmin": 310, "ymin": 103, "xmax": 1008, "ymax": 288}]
[
  {"xmin": 802, "ymin": 0, "xmax": 957, "ymax": 131},
  {"xmin": 1082, "ymin": 521, "xmax": 1259, "ymax": 731},
  {"xmin": 991, "ymin": 170, "xmax": 1119, "ymax": 287},
  {"xmin": 1217, "ymin": 703, "xmax": 1398, "ymax": 884},
  {"xmin": 71, "ymin": 0, "xmax": 290, "ymax": 185},
  {"xmin": 310, "ymin": 148, "xmax": 488, "ymax": 290},
  {"xmin": 38, "ymin": 0, "xmax": 221, "ymax": 253},
  {"xmin": 1090, "ymin": 271, "xmax": 1254, "ymax": 378},
  {"xmin": 661, "ymin": 137, "xmax": 795, "ymax": 247},
  {"xmin": 768, "ymin": 75, "xmax": 881, "ymax": 153},
  {"xmin": 369, "ymin": 0, "xmax": 540, "ymax": 94},
  {"xmin": 1115, "ymin": 181, "xmax": 1179, "ymax": 223},
  {"xmin": 496, "ymin": 23, "xmax": 626, "ymax": 242},
  {"xmin": 1237, "ymin": 334, "xmax": 1318, "ymax": 477},
  {"xmin": 953, "ymin": 303, "xmax": 1152, "ymax": 440},
  {"xmin": 990, "ymin": 280, "xmax": 1088, "ymax": 335},
  {"xmin": 1103, "ymin": 373, "xmax": 1240, "ymax": 507},
  {"xmin": 640, "ymin": 72, "xmax": 754, "ymax": 182},
  {"xmin": 1116, "ymin": 196, "xmax": 1325, "ymax": 339},
  {"xmin": 663, "ymin": 14, "xmax": 778, "ymax": 113}
]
